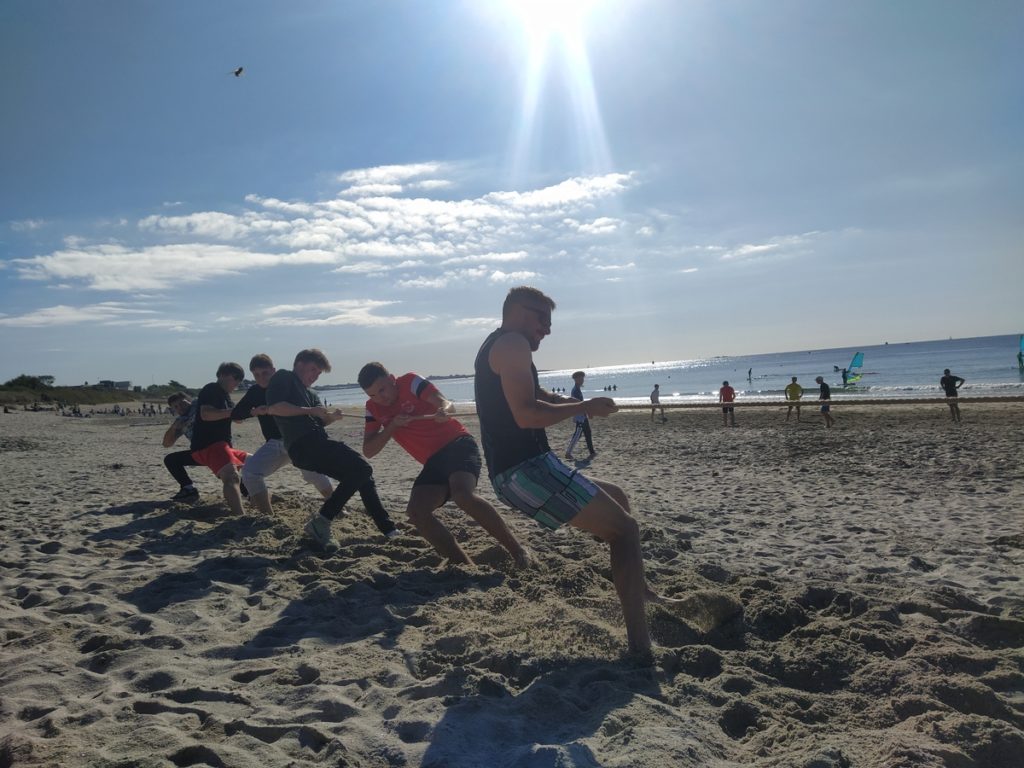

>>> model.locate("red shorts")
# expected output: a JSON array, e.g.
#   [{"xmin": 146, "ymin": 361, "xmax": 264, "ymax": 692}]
[{"xmin": 192, "ymin": 442, "xmax": 247, "ymax": 476}]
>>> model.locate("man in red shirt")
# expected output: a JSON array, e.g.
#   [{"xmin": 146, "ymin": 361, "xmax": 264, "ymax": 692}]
[
  {"xmin": 719, "ymin": 380, "xmax": 737, "ymax": 427},
  {"xmin": 358, "ymin": 362, "xmax": 531, "ymax": 567}
]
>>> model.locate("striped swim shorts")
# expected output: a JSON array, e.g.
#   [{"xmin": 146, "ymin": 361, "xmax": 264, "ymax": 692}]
[{"xmin": 491, "ymin": 451, "xmax": 599, "ymax": 530}]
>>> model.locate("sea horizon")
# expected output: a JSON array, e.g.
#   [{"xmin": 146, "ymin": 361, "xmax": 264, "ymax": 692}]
[{"xmin": 313, "ymin": 332, "xmax": 1024, "ymax": 408}]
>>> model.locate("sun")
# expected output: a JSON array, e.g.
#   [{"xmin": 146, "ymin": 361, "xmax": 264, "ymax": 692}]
[{"xmin": 505, "ymin": 0, "xmax": 600, "ymax": 43}]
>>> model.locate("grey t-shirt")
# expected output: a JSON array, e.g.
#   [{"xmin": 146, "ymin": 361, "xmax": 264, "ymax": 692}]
[{"xmin": 266, "ymin": 369, "xmax": 327, "ymax": 450}]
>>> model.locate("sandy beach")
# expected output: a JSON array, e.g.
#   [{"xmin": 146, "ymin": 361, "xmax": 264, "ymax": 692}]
[{"xmin": 1, "ymin": 401, "xmax": 1022, "ymax": 767}]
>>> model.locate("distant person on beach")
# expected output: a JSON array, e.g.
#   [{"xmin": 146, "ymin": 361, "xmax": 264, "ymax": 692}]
[
  {"xmin": 474, "ymin": 285, "xmax": 680, "ymax": 655},
  {"xmin": 841, "ymin": 368, "xmax": 849, "ymax": 386},
  {"xmin": 815, "ymin": 376, "xmax": 834, "ymax": 428},
  {"xmin": 358, "ymin": 362, "xmax": 530, "ymax": 567},
  {"xmin": 784, "ymin": 376, "xmax": 803, "ymax": 422},
  {"xmin": 265, "ymin": 349, "xmax": 397, "ymax": 551},
  {"xmin": 565, "ymin": 370, "xmax": 596, "ymax": 460},
  {"xmin": 719, "ymin": 381, "xmax": 737, "ymax": 427},
  {"xmin": 191, "ymin": 363, "xmax": 249, "ymax": 515},
  {"xmin": 747, "ymin": 368, "xmax": 752, "ymax": 383},
  {"xmin": 233, "ymin": 354, "xmax": 333, "ymax": 516},
  {"xmin": 162, "ymin": 392, "xmax": 201, "ymax": 501},
  {"xmin": 939, "ymin": 368, "xmax": 965, "ymax": 423},
  {"xmin": 650, "ymin": 384, "xmax": 666, "ymax": 423}
]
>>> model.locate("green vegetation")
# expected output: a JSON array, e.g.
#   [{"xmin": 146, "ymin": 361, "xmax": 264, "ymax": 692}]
[{"xmin": 0, "ymin": 375, "xmax": 196, "ymax": 407}]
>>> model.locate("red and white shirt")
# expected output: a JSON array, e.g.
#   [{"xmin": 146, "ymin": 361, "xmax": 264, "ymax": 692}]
[{"xmin": 364, "ymin": 373, "xmax": 468, "ymax": 464}]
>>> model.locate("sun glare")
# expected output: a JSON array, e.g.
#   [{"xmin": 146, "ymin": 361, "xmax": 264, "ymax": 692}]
[{"xmin": 507, "ymin": 0, "xmax": 599, "ymax": 43}]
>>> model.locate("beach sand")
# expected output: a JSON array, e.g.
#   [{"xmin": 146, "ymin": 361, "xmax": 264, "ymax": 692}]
[{"xmin": 1, "ymin": 402, "xmax": 1022, "ymax": 767}]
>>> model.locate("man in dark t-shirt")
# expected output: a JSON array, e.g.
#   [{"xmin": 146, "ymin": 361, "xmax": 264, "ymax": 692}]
[
  {"xmin": 474, "ymin": 286, "xmax": 682, "ymax": 656},
  {"xmin": 939, "ymin": 368, "xmax": 965, "ymax": 422},
  {"xmin": 232, "ymin": 354, "xmax": 333, "ymax": 517},
  {"xmin": 190, "ymin": 362, "xmax": 249, "ymax": 515},
  {"xmin": 264, "ymin": 348, "xmax": 397, "ymax": 552},
  {"xmin": 815, "ymin": 375, "xmax": 834, "ymax": 428}
]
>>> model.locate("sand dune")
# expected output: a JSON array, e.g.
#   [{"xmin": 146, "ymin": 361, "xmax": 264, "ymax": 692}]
[{"xmin": 1, "ymin": 403, "xmax": 1022, "ymax": 767}]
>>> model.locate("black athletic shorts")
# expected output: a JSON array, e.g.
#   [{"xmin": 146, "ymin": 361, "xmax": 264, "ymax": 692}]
[{"xmin": 414, "ymin": 435, "xmax": 482, "ymax": 489}]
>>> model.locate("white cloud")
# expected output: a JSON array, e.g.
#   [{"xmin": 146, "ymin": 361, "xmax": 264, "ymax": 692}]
[
  {"xmin": 441, "ymin": 251, "xmax": 528, "ymax": 266},
  {"xmin": 486, "ymin": 173, "xmax": 634, "ymax": 210},
  {"xmin": 576, "ymin": 217, "xmax": 621, "ymax": 235},
  {"xmin": 593, "ymin": 262, "xmax": 635, "ymax": 271},
  {"xmin": 0, "ymin": 301, "xmax": 162, "ymax": 327},
  {"xmin": 720, "ymin": 233, "xmax": 820, "ymax": 261},
  {"xmin": 11, "ymin": 219, "xmax": 45, "ymax": 232},
  {"xmin": 139, "ymin": 211, "xmax": 251, "ymax": 240},
  {"xmin": 489, "ymin": 270, "xmax": 538, "ymax": 283},
  {"xmin": 411, "ymin": 179, "xmax": 452, "ymax": 190},
  {"xmin": 340, "ymin": 184, "xmax": 404, "ymax": 197},
  {"xmin": 338, "ymin": 162, "xmax": 445, "ymax": 186},
  {"xmin": 454, "ymin": 316, "xmax": 498, "ymax": 327},
  {"xmin": 261, "ymin": 299, "xmax": 418, "ymax": 327},
  {"xmin": 680, "ymin": 267, "xmax": 699, "ymax": 273},
  {"xmin": 12, "ymin": 243, "xmax": 322, "ymax": 291}
]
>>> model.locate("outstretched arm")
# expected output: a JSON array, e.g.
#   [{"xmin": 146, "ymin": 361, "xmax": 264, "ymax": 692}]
[{"xmin": 491, "ymin": 333, "xmax": 615, "ymax": 428}]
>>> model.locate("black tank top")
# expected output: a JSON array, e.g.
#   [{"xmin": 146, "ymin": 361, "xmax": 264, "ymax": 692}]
[{"xmin": 474, "ymin": 329, "xmax": 551, "ymax": 477}]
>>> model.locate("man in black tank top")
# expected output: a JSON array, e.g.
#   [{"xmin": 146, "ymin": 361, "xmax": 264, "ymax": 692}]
[{"xmin": 474, "ymin": 286, "xmax": 677, "ymax": 655}]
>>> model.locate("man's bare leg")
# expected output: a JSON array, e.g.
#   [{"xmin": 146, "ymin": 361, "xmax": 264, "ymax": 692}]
[
  {"xmin": 449, "ymin": 471, "xmax": 532, "ymax": 567},
  {"xmin": 218, "ymin": 464, "xmax": 245, "ymax": 516},
  {"xmin": 406, "ymin": 485, "xmax": 473, "ymax": 565},
  {"xmin": 568, "ymin": 483, "xmax": 650, "ymax": 654},
  {"xmin": 249, "ymin": 490, "xmax": 273, "ymax": 516}
]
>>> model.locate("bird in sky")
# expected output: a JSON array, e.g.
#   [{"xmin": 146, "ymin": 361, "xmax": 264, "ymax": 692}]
[{"xmin": 232, "ymin": 67, "xmax": 244, "ymax": 77}]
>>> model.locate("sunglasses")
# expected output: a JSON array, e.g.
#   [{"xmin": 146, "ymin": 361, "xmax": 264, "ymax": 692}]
[{"xmin": 518, "ymin": 304, "xmax": 551, "ymax": 326}]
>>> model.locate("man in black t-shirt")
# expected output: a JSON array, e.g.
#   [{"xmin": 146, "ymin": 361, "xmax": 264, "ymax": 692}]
[
  {"xmin": 939, "ymin": 368, "xmax": 965, "ymax": 423},
  {"xmin": 264, "ymin": 348, "xmax": 397, "ymax": 552},
  {"xmin": 232, "ymin": 354, "xmax": 333, "ymax": 516},
  {"xmin": 190, "ymin": 362, "xmax": 249, "ymax": 515},
  {"xmin": 815, "ymin": 375, "xmax": 834, "ymax": 428}
]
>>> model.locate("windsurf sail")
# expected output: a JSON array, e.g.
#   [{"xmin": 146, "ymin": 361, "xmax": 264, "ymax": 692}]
[{"xmin": 845, "ymin": 352, "xmax": 864, "ymax": 384}]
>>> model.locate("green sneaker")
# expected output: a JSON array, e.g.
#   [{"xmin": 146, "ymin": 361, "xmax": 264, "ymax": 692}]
[{"xmin": 304, "ymin": 513, "xmax": 339, "ymax": 553}]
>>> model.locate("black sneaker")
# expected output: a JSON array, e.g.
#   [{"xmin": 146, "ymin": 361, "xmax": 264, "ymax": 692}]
[
  {"xmin": 239, "ymin": 480, "xmax": 249, "ymax": 498},
  {"xmin": 172, "ymin": 486, "xmax": 199, "ymax": 501}
]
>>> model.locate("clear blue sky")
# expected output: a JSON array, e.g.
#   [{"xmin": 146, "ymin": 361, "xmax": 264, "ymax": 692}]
[{"xmin": 2, "ymin": 0, "xmax": 1021, "ymax": 387}]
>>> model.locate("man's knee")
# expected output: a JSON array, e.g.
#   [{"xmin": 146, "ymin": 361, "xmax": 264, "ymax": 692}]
[
  {"xmin": 406, "ymin": 504, "xmax": 437, "ymax": 528},
  {"xmin": 218, "ymin": 464, "xmax": 240, "ymax": 484},
  {"xmin": 240, "ymin": 466, "xmax": 266, "ymax": 495}
]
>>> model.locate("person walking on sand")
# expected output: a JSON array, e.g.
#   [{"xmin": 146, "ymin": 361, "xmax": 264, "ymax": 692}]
[
  {"xmin": 264, "ymin": 349, "xmax": 398, "ymax": 552},
  {"xmin": 650, "ymin": 384, "xmax": 666, "ymax": 423},
  {"xmin": 190, "ymin": 363, "xmax": 249, "ymax": 515},
  {"xmin": 719, "ymin": 380, "xmax": 737, "ymax": 427},
  {"xmin": 565, "ymin": 371, "xmax": 596, "ymax": 460},
  {"xmin": 815, "ymin": 376, "xmax": 834, "ymax": 428},
  {"xmin": 940, "ymin": 368, "xmax": 965, "ymax": 423},
  {"xmin": 232, "ymin": 354, "xmax": 334, "ymax": 516},
  {"xmin": 358, "ymin": 362, "xmax": 531, "ymax": 568},
  {"xmin": 474, "ymin": 286, "xmax": 680, "ymax": 656},
  {"xmin": 785, "ymin": 376, "xmax": 803, "ymax": 422},
  {"xmin": 162, "ymin": 391, "xmax": 201, "ymax": 501}
]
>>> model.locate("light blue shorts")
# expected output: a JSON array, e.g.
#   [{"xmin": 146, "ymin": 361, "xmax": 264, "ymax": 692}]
[{"xmin": 491, "ymin": 452, "xmax": 599, "ymax": 530}]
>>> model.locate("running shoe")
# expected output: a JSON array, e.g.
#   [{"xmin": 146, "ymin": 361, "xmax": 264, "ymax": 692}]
[
  {"xmin": 171, "ymin": 486, "xmax": 199, "ymax": 501},
  {"xmin": 384, "ymin": 527, "xmax": 400, "ymax": 540},
  {"xmin": 304, "ymin": 513, "xmax": 339, "ymax": 552}
]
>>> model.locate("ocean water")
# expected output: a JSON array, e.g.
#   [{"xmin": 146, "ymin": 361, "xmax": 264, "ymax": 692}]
[{"xmin": 318, "ymin": 334, "xmax": 1024, "ymax": 407}]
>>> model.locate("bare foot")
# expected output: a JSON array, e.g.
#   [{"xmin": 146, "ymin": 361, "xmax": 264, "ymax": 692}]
[{"xmin": 513, "ymin": 547, "xmax": 536, "ymax": 569}]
